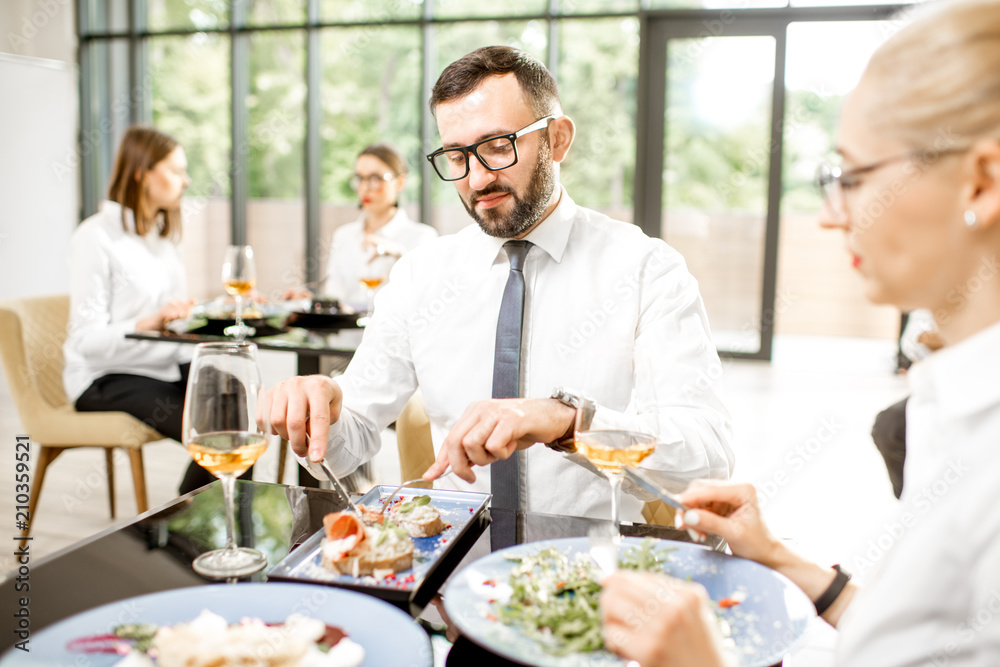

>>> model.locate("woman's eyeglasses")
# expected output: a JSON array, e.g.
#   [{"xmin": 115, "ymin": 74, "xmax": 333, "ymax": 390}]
[{"xmin": 351, "ymin": 172, "xmax": 396, "ymax": 190}]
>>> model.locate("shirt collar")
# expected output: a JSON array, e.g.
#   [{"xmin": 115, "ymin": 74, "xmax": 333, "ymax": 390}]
[
  {"xmin": 908, "ymin": 319, "xmax": 1000, "ymax": 422},
  {"xmin": 473, "ymin": 184, "xmax": 577, "ymax": 268}
]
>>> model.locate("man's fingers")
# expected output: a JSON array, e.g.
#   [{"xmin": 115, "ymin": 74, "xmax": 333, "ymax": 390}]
[
  {"xmin": 306, "ymin": 385, "xmax": 333, "ymax": 462},
  {"xmin": 424, "ymin": 448, "xmax": 451, "ymax": 481}
]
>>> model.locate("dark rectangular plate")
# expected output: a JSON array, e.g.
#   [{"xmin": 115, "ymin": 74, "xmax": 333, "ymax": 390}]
[
  {"xmin": 267, "ymin": 486, "xmax": 491, "ymax": 613},
  {"xmin": 285, "ymin": 310, "xmax": 363, "ymax": 331}
]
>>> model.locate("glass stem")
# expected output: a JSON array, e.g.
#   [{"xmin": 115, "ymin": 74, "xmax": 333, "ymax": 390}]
[
  {"xmin": 221, "ymin": 473, "xmax": 238, "ymax": 552},
  {"xmin": 609, "ymin": 473, "xmax": 623, "ymax": 532},
  {"xmin": 234, "ymin": 294, "xmax": 244, "ymax": 328}
]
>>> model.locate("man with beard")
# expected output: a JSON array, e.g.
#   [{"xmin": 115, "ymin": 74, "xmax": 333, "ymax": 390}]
[{"xmin": 265, "ymin": 46, "xmax": 733, "ymax": 522}]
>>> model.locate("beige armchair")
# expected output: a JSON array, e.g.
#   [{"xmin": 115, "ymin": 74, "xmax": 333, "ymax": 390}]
[{"xmin": 0, "ymin": 295, "xmax": 166, "ymax": 537}]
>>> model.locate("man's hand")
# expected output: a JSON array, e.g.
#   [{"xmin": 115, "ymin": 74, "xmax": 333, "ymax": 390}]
[
  {"xmin": 424, "ymin": 398, "xmax": 576, "ymax": 483},
  {"xmin": 262, "ymin": 375, "xmax": 343, "ymax": 461}
]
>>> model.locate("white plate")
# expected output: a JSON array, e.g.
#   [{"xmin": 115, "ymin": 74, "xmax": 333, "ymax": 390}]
[
  {"xmin": 0, "ymin": 582, "xmax": 432, "ymax": 666},
  {"xmin": 444, "ymin": 537, "xmax": 814, "ymax": 667}
]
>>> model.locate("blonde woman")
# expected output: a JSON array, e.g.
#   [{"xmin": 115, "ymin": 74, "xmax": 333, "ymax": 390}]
[
  {"xmin": 64, "ymin": 125, "xmax": 214, "ymax": 493},
  {"xmin": 601, "ymin": 1, "xmax": 1000, "ymax": 664}
]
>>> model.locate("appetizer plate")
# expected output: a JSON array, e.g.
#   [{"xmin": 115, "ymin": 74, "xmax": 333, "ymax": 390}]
[
  {"xmin": 268, "ymin": 486, "xmax": 491, "ymax": 610},
  {"xmin": 444, "ymin": 537, "xmax": 814, "ymax": 667},
  {"xmin": 0, "ymin": 582, "xmax": 432, "ymax": 666}
]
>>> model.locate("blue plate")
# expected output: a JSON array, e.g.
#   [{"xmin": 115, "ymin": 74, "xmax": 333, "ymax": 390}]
[
  {"xmin": 0, "ymin": 582, "xmax": 431, "ymax": 666},
  {"xmin": 268, "ymin": 486, "xmax": 491, "ymax": 607},
  {"xmin": 444, "ymin": 537, "xmax": 814, "ymax": 667}
]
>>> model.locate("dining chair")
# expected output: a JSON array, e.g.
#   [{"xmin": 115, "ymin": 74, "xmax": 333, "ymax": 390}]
[
  {"xmin": 0, "ymin": 295, "xmax": 166, "ymax": 538},
  {"xmin": 395, "ymin": 392, "xmax": 676, "ymax": 525}
]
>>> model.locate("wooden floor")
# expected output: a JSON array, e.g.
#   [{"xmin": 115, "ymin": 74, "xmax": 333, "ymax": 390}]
[{"xmin": 0, "ymin": 335, "xmax": 909, "ymax": 666}]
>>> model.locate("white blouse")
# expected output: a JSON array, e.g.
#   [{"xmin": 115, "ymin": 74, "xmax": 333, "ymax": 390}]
[
  {"xmin": 836, "ymin": 321, "xmax": 1000, "ymax": 665},
  {"xmin": 63, "ymin": 201, "xmax": 191, "ymax": 401}
]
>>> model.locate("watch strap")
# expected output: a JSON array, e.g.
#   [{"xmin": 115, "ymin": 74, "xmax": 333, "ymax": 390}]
[{"xmin": 814, "ymin": 564, "xmax": 851, "ymax": 615}]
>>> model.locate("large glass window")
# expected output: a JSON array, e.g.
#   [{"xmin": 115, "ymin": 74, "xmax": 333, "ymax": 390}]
[
  {"xmin": 778, "ymin": 21, "xmax": 897, "ymax": 339},
  {"xmin": 317, "ymin": 26, "xmax": 422, "ymax": 289},
  {"xmin": 557, "ymin": 17, "xmax": 639, "ymax": 221},
  {"xmin": 247, "ymin": 30, "xmax": 306, "ymax": 301},
  {"xmin": 79, "ymin": 1, "xmax": 909, "ymax": 356},
  {"xmin": 149, "ymin": 33, "xmax": 231, "ymax": 301},
  {"xmin": 663, "ymin": 35, "xmax": 776, "ymax": 354}
]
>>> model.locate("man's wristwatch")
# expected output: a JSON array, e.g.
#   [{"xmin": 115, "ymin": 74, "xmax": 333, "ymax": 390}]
[{"xmin": 545, "ymin": 387, "xmax": 596, "ymax": 453}]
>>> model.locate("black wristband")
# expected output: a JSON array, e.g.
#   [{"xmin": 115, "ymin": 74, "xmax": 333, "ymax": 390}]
[{"xmin": 814, "ymin": 564, "xmax": 851, "ymax": 615}]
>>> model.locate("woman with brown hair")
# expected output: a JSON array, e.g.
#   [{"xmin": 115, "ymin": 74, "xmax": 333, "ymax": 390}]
[
  {"xmin": 64, "ymin": 125, "xmax": 212, "ymax": 494},
  {"xmin": 600, "ymin": 0, "xmax": 1000, "ymax": 664}
]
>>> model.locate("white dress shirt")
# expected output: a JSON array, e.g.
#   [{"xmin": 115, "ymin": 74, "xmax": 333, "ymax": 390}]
[
  {"xmin": 322, "ymin": 187, "xmax": 734, "ymax": 521},
  {"xmin": 63, "ymin": 201, "xmax": 191, "ymax": 402},
  {"xmin": 323, "ymin": 209, "xmax": 438, "ymax": 310},
  {"xmin": 836, "ymin": 321, "xmax": 1000, "ymax": 665}
]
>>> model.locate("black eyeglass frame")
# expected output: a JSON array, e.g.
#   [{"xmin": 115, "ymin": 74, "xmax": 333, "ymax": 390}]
[{"xmin": 425, "ymin": 115, "xmax": 557, "ymax": 182}]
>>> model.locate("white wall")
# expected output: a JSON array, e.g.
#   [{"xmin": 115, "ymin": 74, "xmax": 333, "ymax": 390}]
[
  {"xmin": 0, "ymin": 53, "xmax": 78, "ymax": 299},
  {"xmin": 0, "ymin": 1, "xmax": 77, "ymax": 300}
]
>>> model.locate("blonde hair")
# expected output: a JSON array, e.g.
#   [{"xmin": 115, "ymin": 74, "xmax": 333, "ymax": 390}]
[
  {"xmin": 863, "ymin": 0, "xmax": 1000, "ymax": 151},
  {"xmin": 107, "ymin": 125, "xmax": 182, "ymax": 238}
]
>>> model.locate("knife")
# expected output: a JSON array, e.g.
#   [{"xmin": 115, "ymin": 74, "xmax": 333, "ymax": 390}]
[
  {"xmin": 295, "ymin": 450, "xmax": 363, "ymax": 516},
  {"xmin": 624, "ymin": 467, "xmax": 691, "ymax": 514}
]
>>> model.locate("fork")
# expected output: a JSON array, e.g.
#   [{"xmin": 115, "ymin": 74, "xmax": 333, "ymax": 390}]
[{"xmin": 380, "ymin": 466, "xmax": 453, "ymax": 515}]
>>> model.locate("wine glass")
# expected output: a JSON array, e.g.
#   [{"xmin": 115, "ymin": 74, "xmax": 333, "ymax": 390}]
[
  {"xmin": 182, "ymin": 341, "xmax": 270, "ymax": 578},
  {"xmin": 222, "ymin": 245, "xmax": 257, "ymax": 339},
  {"xmin": 357, "ymin": 246, "xmax": 396, "ymax": 326},
  {"xmin": 574, "ymin": 430, "xmax": 656, "ymax": 531}
]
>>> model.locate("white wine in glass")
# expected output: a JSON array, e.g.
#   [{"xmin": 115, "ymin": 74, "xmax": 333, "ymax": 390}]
[
  {"xmin": 575, "ymin": 430, "xmax": 656, "ymax": 531},
  {"xmin": 182, "ymin": 341, "xmax": 270, "ymax": 579},
  {"xmin": 357, "ymin": 249, "xmax": 396, "ymax": 326},
  {"xmin": 222, "ymin": 245, "xmax": 257, "ymax": 339}
]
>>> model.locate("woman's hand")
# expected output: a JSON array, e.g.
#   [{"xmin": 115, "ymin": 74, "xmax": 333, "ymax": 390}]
[
  {"xmin": 675, "ymin": 480, "xmax": 785, "ymax": 568},
  {"xmin": 136, "ymin": 298, "xmax": 194, "ymax": 331},
  {"xmin": 676, "ymin": 480, "xmax": 856, "ymax": 627},
  {"xmin": 601, "ymin": 572, "xmax": 731, "ymax": 667}
]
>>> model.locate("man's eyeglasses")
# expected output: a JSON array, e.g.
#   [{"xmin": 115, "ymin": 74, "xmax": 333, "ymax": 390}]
[
  {"xmin": 426, "ymin": 116, "xmax": 556, "ymax": 182},
  {"xmin": 816, "ymin": 147, "xmax": 967, "ymax": 218},
  {"xmin": 351, "ymin": 172, "xmax": 397, "ymax": 190}
]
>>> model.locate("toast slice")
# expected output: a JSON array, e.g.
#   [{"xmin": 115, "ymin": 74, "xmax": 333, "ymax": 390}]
[
  {"xmin": 320, "ymin": 513, "xmax": 414, "ymax": 576},
  {"xmin": 394, "ymin": 502, "xmax": 445, "ymax": 538}
]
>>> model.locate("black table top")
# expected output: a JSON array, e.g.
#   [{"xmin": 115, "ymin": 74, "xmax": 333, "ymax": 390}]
[
  {"xmin": 0, "ymin": 480, "xmax": 716, "ymax": 659},
  {"xmin": 126, "ymin": 327, "xmax": 360, "ymax": 357}
]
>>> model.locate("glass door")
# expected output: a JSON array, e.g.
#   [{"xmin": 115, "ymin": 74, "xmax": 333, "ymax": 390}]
[{"xmin": 637, "ymin": 18, "xmax": 785, "ymax": 359}]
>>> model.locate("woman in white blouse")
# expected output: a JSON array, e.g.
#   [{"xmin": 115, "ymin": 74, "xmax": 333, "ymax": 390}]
[
  {"xmin": 322, "ymin": 143, "xmax": 437, "ymax": 310},
  {"xmin": 64, "ymin": 126, "xmax": 213, "ymax": 493},
  {"xmin": 601, "ymin": 1, "xmax": 1000, "ymax": 664}
]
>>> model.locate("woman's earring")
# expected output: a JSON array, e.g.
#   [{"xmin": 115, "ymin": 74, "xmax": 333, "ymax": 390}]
[{"xmin": 964, "ymin": 210, "xmax": 977, "ymax": 228}]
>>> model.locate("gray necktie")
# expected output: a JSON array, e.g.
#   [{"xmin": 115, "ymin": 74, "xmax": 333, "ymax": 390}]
[{"xmin": 490, "ymin": 240, "xmax": 532, "ymax": 512}]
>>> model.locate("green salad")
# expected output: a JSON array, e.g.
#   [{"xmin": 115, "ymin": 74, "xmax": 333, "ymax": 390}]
[{"xmin": 493, "ymin": 539, "xmax": 675, "ymax": 656}]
